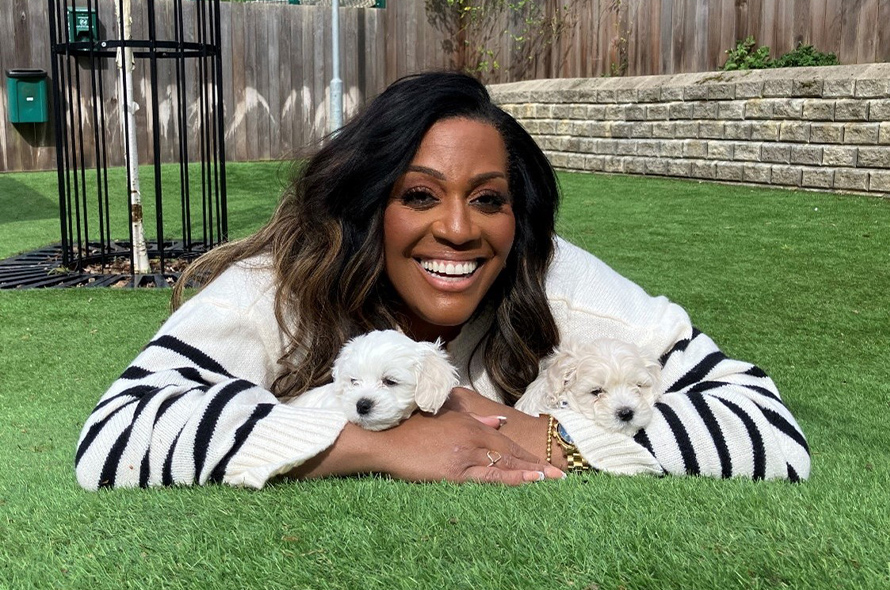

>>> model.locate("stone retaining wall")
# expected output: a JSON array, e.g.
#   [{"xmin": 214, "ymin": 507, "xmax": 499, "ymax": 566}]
[{"xmin": 490, "ymin": 64, "xmax": 890, "ymax": 195}]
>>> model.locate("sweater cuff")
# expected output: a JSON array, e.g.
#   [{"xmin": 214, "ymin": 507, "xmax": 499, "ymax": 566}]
[
  {"xmin": 223, "ymin": 404, "xmax": 348, "ymax": 488},
  {"xmin": 552, "ymin": 409, "xmax": 664, "ymax": 476}
]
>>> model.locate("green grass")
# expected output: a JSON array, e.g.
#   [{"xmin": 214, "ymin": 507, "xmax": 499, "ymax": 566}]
[
  {"xmin": 0, "ymin": 161, "xmax": 296, "ymax": 259},
  {"xmin": 1, "ymin": 167, "xmax": 889, "ymax": 589}
]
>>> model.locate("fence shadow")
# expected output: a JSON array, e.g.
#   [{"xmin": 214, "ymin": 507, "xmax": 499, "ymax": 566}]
[{"xmin": 0, "ymin": 176, "xmax": 58, "ymax": 224}]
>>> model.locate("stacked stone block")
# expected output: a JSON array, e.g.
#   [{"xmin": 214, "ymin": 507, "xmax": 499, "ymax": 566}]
[{"xmin": 490, "ymin": 64, "xmax": 890, "ymax": 195}]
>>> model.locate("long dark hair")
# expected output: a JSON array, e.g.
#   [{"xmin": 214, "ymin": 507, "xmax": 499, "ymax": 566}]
[{"xmin": 173, "ymin": 71, "xmax": 560, "ymax": 402}]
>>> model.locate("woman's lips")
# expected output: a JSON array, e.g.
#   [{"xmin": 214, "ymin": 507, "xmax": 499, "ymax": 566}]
[
  {"xmin": 419, "ymin": 258, "xmax": 479, "ymax": 277},
  {"xmin": 415, "ymin": 258, "xmax": 482, "ymax": 289}
]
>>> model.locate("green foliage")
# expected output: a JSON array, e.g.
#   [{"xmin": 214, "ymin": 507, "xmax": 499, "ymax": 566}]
[
  {"xmin": 771, "ymin": 42, "xmax": 839, "ymax": 68},
  {"xmin": 721, "ymin": 36, "xmax": 840, "ymax": 71},
  {"xmin": 720, "ymin": 35, "xmax": 772, "ymax": 71}
]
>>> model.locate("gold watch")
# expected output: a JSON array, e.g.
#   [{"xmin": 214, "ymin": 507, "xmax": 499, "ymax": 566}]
[{"xmin": 552, "ymin": 419, "xmax": 591, "ymax": 472}]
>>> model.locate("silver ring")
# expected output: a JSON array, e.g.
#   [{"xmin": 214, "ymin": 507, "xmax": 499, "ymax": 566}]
[{"xmin": 486, "ymin": 450, "xmax": 502, "ymax": 467}]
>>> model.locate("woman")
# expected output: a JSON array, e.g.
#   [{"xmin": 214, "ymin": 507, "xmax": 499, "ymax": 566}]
[{"xmin": 75, "ymin": 72, "xmax": 810, "ymax": 490}]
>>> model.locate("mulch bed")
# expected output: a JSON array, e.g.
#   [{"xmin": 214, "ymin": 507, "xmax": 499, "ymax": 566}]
[{"xmin": 0, "ymin": 241, "xmax": 205, "ymax": 289}]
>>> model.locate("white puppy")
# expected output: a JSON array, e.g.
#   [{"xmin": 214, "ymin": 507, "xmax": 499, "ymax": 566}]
[
  {"xmin": 516, "ymin": 338, "xmax": 662, "ymax": 436},
  {"xmin": 290, "ymin": 330, "xmax": 459, "ymax": 431}
]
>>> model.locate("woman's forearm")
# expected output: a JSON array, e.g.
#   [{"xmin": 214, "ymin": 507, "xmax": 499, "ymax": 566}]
[{"xmin": 286, "ymin": 422, "xmax": 384, "ymax": 479}]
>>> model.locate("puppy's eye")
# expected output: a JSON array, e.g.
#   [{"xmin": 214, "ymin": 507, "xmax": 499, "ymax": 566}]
[
  {"xmin": 590, "ymin": 388, "xmax": 604, "ymax": 397},
  {"xmin": 350, "ymin": 378, "xmax": 360, "ymax": 387},
  {"xmin": 382, "ymin": 377, "xmax": 399, "ymax": 387}
]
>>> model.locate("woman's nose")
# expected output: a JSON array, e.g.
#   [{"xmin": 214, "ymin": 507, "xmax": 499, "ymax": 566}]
[{"xmin": 431, "ymin": 198, "xmax": 481, "ymax": 245}]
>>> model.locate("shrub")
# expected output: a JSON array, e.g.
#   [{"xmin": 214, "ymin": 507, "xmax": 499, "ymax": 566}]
[
  {"xmin": 720, "ymin": 37, "xmax": 839, "ymax": 71},
  {"xmin": 771, "ymin": 42, "xmax": 839, "ymax": 68},
  {"xmin": 721, "ymin": 36, "xmax": 772, "ymax": 71}
]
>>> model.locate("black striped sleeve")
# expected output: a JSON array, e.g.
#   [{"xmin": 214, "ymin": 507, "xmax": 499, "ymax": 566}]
[
  {"xmin": 665, "ymin": 351, "xmax": 728, "ymax": 394},
  {"xmin": 633, "ymin": 428, "xmax": 654, "ymax": 455},
  {"xmin": 208, "ymin": 403, "xmax": 277, "ymax": 484},
  {"xmin": 91, "ymin": 384, "xmax": 157, "ymax": 414},
  {"xmin": 687, "ymin": 393, "xmax": 733, "ymax": 478},
  {"xmin": 76, "ymin": 398, "xmax": 138, "ymax": 466},
  {"xmin": 762, "ymin": 407, "xmax": 810, "ymax": 454},
  {"xmin": 658, "ymin": 327, "xmax": 702, "ymax": 366},
  {"xmin": 193, "ymin": 380, "xmax": 257, "ymax": 480},
  {"xmin": 146, "ymin": 335, "xmax": 234, "ymax": 378},
  {"xmin": 713, "ymin": 398, "xmax": 766, "ymax": 479},
  {"xmin": 656, "ymin": 402, "xmax": 700, "ymax": 475},
  {"xmin": 162, "ymin": 428, "xmax": 186, "ymax": 486}
]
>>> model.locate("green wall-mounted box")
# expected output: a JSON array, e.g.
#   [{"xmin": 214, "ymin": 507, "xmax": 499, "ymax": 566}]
[
  {"xmin": 6, "ymin": 69, "xmax": 48, "ymax": 124},
  {"xmin": 67, "ymin": 6, "xmax": 99, "ymax": 43}
]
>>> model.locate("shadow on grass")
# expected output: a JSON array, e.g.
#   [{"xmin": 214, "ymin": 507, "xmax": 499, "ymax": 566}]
[{"xmin": 0, "ymin": 175, "xmax": 58, "ymax": 224}]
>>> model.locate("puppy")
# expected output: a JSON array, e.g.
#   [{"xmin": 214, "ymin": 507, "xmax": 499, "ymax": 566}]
[
  {"xmin": 516, "ymin": 338, "xmax": 662, "ymax": 436},
  {"xmin": 291, "ymin": 330, "xmax": 459, "ymax": 431}
]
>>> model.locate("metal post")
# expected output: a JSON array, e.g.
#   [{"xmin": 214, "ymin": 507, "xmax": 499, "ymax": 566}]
[{"xmin": 330, "ymin": 0, "xmax": 342, "ymax": 133}]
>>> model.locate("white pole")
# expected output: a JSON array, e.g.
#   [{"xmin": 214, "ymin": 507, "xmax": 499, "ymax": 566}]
[
  {"xmin": 330, "ymin": 0, "xmax": 343, "ymax": 133},
  {"xmin": 115, "ymin": 0, "xmax": 150, "ymax": 274}
]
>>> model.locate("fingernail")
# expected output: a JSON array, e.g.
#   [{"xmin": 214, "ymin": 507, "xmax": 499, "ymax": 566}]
[
  {"xmin": 522, "ymin": 471, "xmax": 546, "ymax": 482},
  {"xmin": 496, "ymin": 416, "xmax": 508, "ymax": 426}
]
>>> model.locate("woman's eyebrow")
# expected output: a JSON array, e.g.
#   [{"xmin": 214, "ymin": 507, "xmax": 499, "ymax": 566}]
[
  {"xmin": 406, "ymin": 165, "xmax": 446, "ymax": 179},
  {"xmin": 406, "ymin": 165, "xmax": 507, "ymax": 185}
]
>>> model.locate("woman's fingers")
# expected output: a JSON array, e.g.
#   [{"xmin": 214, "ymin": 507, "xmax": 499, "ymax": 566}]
[
  {"xmin": 469, "ymin": 446, "xmax": 565, "ymax": 484},
  {"xmin": 468, "ymin": 413, "xmax": 508, "ymax": 429}
]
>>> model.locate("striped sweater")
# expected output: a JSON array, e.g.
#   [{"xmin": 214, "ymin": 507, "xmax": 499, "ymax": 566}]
[{"xmin": 75, "ymin": 237, "xmax": 811, "ymax": 489}]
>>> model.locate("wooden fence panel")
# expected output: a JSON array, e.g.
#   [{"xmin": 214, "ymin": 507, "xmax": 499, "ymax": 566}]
[{"xmin": 2, "ymin": 0, "xmax": 888, "ymax": 172}]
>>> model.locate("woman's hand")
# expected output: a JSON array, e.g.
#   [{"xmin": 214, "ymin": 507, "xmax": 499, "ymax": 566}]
[
  {"xmin": 442, "ymin": 387, "xmax": 569, "ymax": 471},
  {"xmin": 290, "ymin": 406, "xmax": 564, "ymax": 485}
]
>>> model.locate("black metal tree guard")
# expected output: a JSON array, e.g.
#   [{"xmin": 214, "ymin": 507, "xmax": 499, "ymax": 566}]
[{"xmin": 1, "ymin": 0, "xmax": 226, "ymax": 289}]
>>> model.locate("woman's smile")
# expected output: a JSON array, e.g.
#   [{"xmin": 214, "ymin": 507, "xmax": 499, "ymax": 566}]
[{"xmin": 383, "ymin": 117, "xmax": 515, "ymax": 342}]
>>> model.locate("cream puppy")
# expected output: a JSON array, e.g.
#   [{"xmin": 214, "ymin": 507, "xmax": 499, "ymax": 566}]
[
  {"xmin": 291, "ymin": 330, "xmax": 459, "ymax": 431},
  {"xmin": 516, "ymin": 338, "xmax": 662, "ymax": 436}
]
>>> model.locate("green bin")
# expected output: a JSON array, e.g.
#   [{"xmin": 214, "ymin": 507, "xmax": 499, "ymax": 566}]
[{"xmin": 6, "ymin": 69, "xmax": 48, "ymax": 124}]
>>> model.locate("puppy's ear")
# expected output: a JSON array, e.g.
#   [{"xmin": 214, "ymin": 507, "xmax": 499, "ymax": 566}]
[
  {"xmin": 643, "ymin": 355, "xmax": 663, "ymax": 400},
  {"xmin": 516, "ymin": 348, "xmax": 576, "ymax": 414},
  {"xmin": 541, "ymin": 349, "xmax": 579, "ymax": 407},
  {"xmin": 331, "ymin": 336, "xmax": 357, "ymax": 383},
  {"xmin": 414, "ymin": 342, "xmax": 459, "ymax": 413}
]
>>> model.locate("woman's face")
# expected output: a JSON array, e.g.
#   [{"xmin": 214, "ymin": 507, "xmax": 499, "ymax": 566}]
[{"xmin": 383, "ymin": 117, "xmax": 515, "ymax": 342}]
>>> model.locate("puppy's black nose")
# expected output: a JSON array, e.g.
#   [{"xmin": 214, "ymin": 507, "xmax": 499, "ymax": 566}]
[
  {"xmin": 617, "ymin": 408, "xmax": 634, "ymax": 422},
  {"xmin": 356, "ymin": 398, "xmax": 374, "ymax": 416}
]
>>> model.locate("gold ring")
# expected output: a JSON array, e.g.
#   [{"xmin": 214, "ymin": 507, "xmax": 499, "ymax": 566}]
[{"xmin": 487, "ymin": 450, "xmax": 502, "ymax": 466}]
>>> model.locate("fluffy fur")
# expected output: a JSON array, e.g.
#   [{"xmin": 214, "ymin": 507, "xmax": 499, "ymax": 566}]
[
  {"xmin": 290, "ymin": 330, "xmax": 459, "ymax": 431},
  {"xmin": 515, "ymin": 338, "xmax": 662, "ymax": 436}
]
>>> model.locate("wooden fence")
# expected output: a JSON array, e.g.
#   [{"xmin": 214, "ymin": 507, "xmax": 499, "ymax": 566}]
[{"xmin": 2, "ymin": 0, "xmax": 888, "ymax": 172}]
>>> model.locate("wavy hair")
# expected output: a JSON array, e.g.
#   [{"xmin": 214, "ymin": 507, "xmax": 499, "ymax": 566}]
[{"xmin": 172, "ymin": 71, "xmax": 560, "ymax": 403}]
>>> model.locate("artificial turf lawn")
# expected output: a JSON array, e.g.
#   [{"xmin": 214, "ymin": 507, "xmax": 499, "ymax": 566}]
[{"xmin": 1, "ymin": 165, "xmax": 888, "ymax": 589}]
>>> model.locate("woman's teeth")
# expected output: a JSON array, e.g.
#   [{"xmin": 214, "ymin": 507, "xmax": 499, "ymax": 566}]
[{"xmin": 421, "ymin": 260, "xmax": 478, "ymax": 277}]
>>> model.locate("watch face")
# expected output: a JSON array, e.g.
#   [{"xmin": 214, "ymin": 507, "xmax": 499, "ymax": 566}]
[{"xmin": 557, "ymin": 422, "xmax": 574, "ymax": 445}]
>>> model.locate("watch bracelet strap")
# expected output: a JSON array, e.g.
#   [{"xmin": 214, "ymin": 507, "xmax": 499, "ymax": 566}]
[{"xmin": 550, "ymin": 415, "xmax": 591, "ymax": 473}]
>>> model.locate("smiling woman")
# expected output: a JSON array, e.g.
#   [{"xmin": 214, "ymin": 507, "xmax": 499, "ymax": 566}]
[
  {"xmin": 74, "ymin": 71, "xmax": 811, "ymax": 491},
  {"xmin": 383, "ymin": 118, "xmax": 515, "ymax": 343}
]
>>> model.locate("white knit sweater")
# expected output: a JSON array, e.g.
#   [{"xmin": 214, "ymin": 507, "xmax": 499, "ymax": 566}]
[{"xmin": 75, "ymin": 237, "xmax": 811, "ymax": 489}]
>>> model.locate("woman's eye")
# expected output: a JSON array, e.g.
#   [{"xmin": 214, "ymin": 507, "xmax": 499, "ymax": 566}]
[
  {"xmin": 399, "ymin": 189, "xmax": 438, "ymax": 209},
  {"xmin": 471, "ymin": 191, "xmax": 509, "ymax": 213}
]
